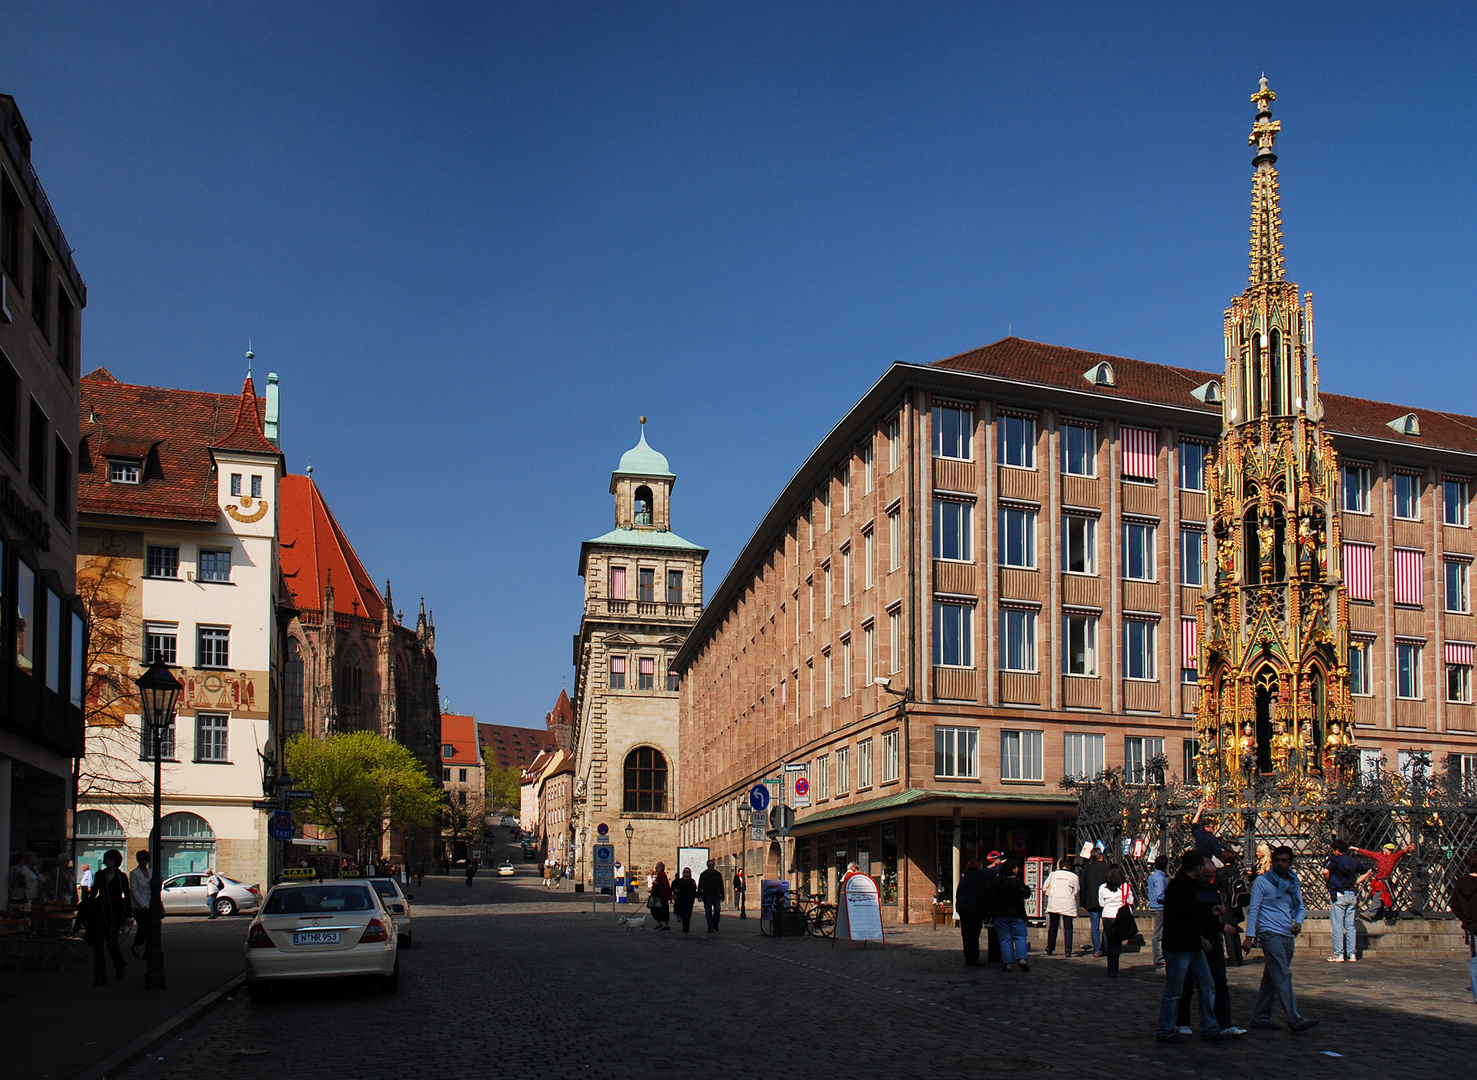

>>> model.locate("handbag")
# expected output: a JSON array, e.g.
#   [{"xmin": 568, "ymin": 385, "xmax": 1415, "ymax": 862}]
[{"xmin": 1113, "ymin": 885, "xmax": 1139, "ymax": 942}]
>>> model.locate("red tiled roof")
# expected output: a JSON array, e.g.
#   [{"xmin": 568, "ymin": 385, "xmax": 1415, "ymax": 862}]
[
  {"xmin": 78, "ymin": 374, "xmax": 274, "ymax": 523},
  {"xmin": 546, "ymin": 688, "xmax": 574, "ymax": 727},
  {"xmin": 477, "ymin": 722, "xmax": 558, "ymax": 770},
  {"xmin": 933, "ymin": 337, "xmax": 1477, "ymax": 455},
  {"xmin": 278, "ymin": 474, "xmax": 385, "ymax": 622},
  {"xmin": 441, "ymin": 713, "xmax": 480, "ymax": 766}
]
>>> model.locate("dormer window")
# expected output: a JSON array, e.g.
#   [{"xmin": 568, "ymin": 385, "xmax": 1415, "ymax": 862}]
[
  {"xmin": 1191, "ymin": 380, "xmax": 1222, "ymax": 405},
  {"xmin": 1387, "ymin": 413, "xmax": 1421, "ymax": 437},
  {"xmin": 442, "ymin": 743, "xmax": 457, "ymax": 759},
  {"xmin": 634, "ymin": 485, "xmax": 654, "ymax": 526},
  {"xmin": 108, "ymin": 459, "xmax": 140, "ymax": 484},
  {"xmin": 1084, "ymin": 361, "xmax": 1115, "ymax": 388}
]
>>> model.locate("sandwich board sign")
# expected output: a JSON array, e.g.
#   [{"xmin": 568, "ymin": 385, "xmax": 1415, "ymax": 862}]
[{"xmin": 833, "ymin": 871, "xmax": 886, "ymax": 949}]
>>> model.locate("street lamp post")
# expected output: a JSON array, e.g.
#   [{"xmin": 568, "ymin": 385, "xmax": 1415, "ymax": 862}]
[
  {"xmin": 135, "ymin": 661, "xmax": 183, "ymax": 992},
  {"xmin": 737, "ymin": 807, "xmax": 752, "ymax": 919},
  {"xmin": 624, "ymin": 822, "xmax": 634, "ymax": 890},
  {"xmin": 333, "ymin": 802, "xmax": 347, "ymax": 871}
]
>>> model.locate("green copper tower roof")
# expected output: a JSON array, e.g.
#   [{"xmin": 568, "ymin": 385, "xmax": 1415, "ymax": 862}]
[{"xmin": 614, "ymin": 427, "xmax": 674, "ymax": 478}]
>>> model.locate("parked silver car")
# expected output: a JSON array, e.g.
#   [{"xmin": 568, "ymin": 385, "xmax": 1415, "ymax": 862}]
[
  {"xmin": 367, "ymin": 877, "xmax": 414, "ymax": 946},
  {"xmin": 161, "ymin": 873, "xmax": 263, "ymax": 916}
]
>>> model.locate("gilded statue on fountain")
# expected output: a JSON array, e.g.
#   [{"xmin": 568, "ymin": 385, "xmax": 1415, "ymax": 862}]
[{"xmin": 1192, "ymin": 78, "xmax": 1357, "ymax": 807}]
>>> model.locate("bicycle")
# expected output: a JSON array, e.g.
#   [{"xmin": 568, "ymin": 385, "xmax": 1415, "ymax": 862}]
[{"xmin": 791, "ymin": 895, "xmax": 837, "ymax": 939}]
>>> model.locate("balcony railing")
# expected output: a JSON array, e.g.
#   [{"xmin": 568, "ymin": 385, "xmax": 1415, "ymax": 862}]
[{"xmin": 597, "ymin": 599, "xmax": 701, "ymax": 619}]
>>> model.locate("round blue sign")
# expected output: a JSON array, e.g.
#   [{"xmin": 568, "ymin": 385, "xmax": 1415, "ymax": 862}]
[{"xmin": 749, "ymin": 784, "xmax": 771, "ymax": 812}]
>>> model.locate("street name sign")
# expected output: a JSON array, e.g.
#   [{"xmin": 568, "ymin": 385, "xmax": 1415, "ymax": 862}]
[
  {"xmin": 284, "ymin": 789, "xmax": 313, "ymax": 800},
  {"xmin": 251, "ymin": 800, "xmax": 279, "ymax": 811}
]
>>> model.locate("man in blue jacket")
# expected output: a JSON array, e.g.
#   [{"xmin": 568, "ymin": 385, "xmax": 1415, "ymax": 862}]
[
  {"xmin": 1146, "ymin": 855, "xmax": 1169, "ymax": 966},
  {"xmin": 1243, "ymin": 845, "xmax": 1318, "ymax": 1032}
]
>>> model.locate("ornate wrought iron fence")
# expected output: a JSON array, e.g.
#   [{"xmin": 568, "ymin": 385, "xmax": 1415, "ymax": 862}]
[{"xmin": 1064, "ymin": 754, "xmax": 1477, "ymax": 915}]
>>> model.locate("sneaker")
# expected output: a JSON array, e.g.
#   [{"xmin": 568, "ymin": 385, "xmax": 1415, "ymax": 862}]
[
  {"xmin": 1327, "ymin": 955, "xmax": 1345, "ymax": 963},
  {"xmin": 1346, "ymin": 955, "xmax": 1358, "ymax": 963},
  {"xmin": 1176, "ymin": 1026, "xmax": 1193, "ymax": 1037},
  {"xmin": 1291, "ymin": 1019, "xmax": 1320, "ymax": 1033},
  {"xmin": 1220, "ymin": 1026, "xmax": 1248, "ymax": 1037}
]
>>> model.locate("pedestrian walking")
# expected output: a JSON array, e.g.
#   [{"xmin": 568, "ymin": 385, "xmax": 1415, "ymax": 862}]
[
  {"xmin": 1218, "ymin": 850, "xmax": 1250, "ymax": 966},
  {"xmin": 465, "ymin": 859, "xmax": 478, "ymax": 887},
  {"xmin": 205, "ymin": 869, "xmax": 221, "ymax": 918},
  {"xmin": 1448, "ymin": 846, "xmax": 1477, "ymax": 1005},
  {"xmin": 1099, "ymin": 866, "xmax": 1134, "ymax": 976},
  {"xmin": 1354, "ymin": 842, "xmax": 1415, "ymax": 920},
  {"xmin": 78, "ymin": 863, "xmax": 95, "ymax": 892},
  {"xmin": 672, "ymin": 867, "xmax": 698, "ymax": 932},
  {"xmin": 45, "ymin": 855, "xmax": 77, "ymax": 904},
  {"xmin": 9, "ymin": 851, "xmax": 41, "ymax": 909},
  {"xmin": 82, "ymin": 849, "xmax": 130, "ymax": 986},
  {"xmin": 1244, "ymin": 845, "xmax": 1317, "ymax": 1032},
  {"xmin": 1043, "ymin": 861, "xmax": 1079, "ymax": 957},
  {"xmin": 982, "ymin": 850, "xmax": 1005, "ymax": 964},
  {"xmin": 955, "ymin": 859, "xmax": 989, "ymax": 967},
  {"xmin": 543, "ymin": 859, "xmax": 554, "ymax": 888},
  {"xmin": 1155, "ymin": 850, "xmax": 1229, "ymax": 1043},
  {"xmin": 1322, "ymin": 840, "xmax": 1362, "ymax": 962},
  {"xmin": 1080, "ymin": 847, "xmax": 1110, "ymax": 956},
  {"xmin": 415, "ymin": 864, "xmax": 425, "ymax": 888},
  {"xmin": 1146, "ymin": 855, "xmax": 1169, "ymax": 966},
  {"xmin": 650, "ymin": 862, "xmax": 672, "ymax": 930},
  {"xmin": 989, "ymin": 859, "xmax": 1031, "ymax": 972},
  {"xmin": 733, "ymin": 867, "xmax": 747, "ymax": 919},
  {"xmin": 1175, "ymin": 854, "xmax": 1246, "ymax": 1038},
  {"xmin": 698, "ymin": 859, "xmax": 726, "ymax": 932},
  {"xmin": 127, "ymin": 851, "xmax": 152, "ymax": 958}
]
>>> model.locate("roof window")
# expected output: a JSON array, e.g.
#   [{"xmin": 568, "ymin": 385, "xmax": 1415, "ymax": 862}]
[
  {"xmin": 107, "ymin": 458, "xmax": 140, "ymax": 485},
  {"xmin": 1387, "ymin": 413, "xmax": 1421, "ymax": 437},
  {"xmin": 1191, "ymin": 380, "xmax": 1222, "ymax": 405},
  {"xmin": 1083, "ymin": 361, "xmax": 1115, "ymax": 388}
]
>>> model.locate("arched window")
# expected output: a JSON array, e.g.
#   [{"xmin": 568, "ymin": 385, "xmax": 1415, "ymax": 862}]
[
  {"xmin": 623, "ymin": 746, "xmax": 668, "ymax": 813},
  {"xmin": 339, "ymin": 647, "xmax": 363, "ymax": 726},
  {"xmin": 159, "ymin": 812, "xmax": 216, "ymax": 877},
  {"xmin": 634, "ymin": 485, "xmax": 654, "ymax": 526},
  {"xmin": 283, "ymin": 639, "xmax": 305, "ymax": 735},
  {"xmin": 1269, "ymin": 329, "xmax": 1284, "ymax": 414},
  {"xmin": 75, "ymin": 811, "xmax": 127, "ymax": 879},
  {"xmin": 1250, "ymin": 333, "xmax": 1263, "ymax": 419}
]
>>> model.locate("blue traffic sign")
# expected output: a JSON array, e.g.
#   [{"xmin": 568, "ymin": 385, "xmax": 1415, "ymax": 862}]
[
  {"xmin": 749, "ymin": 784, "xmax": 771, "ymax": 812},
  {"xmin": 270, "ymin": 810, "xmax": 293, "ymax": 841}
]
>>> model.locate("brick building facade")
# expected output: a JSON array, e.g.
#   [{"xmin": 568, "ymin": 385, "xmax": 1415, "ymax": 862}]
[{"xmin": 671, "ymin": 87, "xmax": 1477, "ymax": 924}]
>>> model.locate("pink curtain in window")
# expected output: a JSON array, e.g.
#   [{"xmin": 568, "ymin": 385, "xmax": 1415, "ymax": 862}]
[
  {"xmin": 1344, "ymin": 542, "xmax": 1374, "ymax": 601},
  {"xmin": 1181, "ymin": 617, "xmax": 1198, "ymax": 662},
  {"xmin": 1122, "ymin": 427, "xmax": 1157, "ymax": 481},
  {"xmin": 610, "ymin": 566, "xmax": 626, "ymax": 600},
  {"xmin": 1394, "ymin": 548, "xmax": 1423, "ymax": 606}
]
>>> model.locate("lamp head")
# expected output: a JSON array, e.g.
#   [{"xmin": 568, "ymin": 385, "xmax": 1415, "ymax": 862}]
[
  {"xmin": 135, "ymin": 660, "xmax": 184, "ymax": 732},
  {"xmin": 332, "ymin": 802, "xmax": 347, "ymax": 825},
  {"xmin": 624, "ymin": 822, "xmax": 635, "ymax": 841}
]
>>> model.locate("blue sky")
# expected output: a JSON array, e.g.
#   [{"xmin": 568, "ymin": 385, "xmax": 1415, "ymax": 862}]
[{"xmin": 9, "ymin": 3, "xmax": 1476, "ymax": 726}]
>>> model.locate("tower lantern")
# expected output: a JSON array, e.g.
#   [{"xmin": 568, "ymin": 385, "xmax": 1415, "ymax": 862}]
[{"xmin": 1195, "ymin": 78, "xmax": 1355, "ymax": 802}]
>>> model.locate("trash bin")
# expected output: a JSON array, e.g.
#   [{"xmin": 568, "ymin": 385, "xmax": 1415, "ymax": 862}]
[{"xmin": 575, "ymin": 883, "xmax": 585, "ymax": 893}]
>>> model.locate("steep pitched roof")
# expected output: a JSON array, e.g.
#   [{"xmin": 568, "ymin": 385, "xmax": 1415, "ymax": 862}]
[
  {"xmin": 440, "ymin": 713, "xmax": 481, "ymax": 766},
  {"xmin": 77, "ymin": 373, "xmax": 272, "ymax": 523},
  {"xmin": 547, "ymin": 689, "xmax": 574, "ymax": 727},
  {"xmin": 213, "ymin": 377, "xmax": 280, "ymax": 454},
  {"xmin": 278, "ymin": 474, "xmax": 385, "ymax": 621},
  {"xmin": 477, "ymin": 722, "xmax": 558, "ymax": 769}
]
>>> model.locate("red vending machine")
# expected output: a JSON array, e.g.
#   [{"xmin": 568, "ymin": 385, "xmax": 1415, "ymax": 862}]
[{"xmin": 1024, "ymin": 856, "xmax": 1054, "ymax": 920}]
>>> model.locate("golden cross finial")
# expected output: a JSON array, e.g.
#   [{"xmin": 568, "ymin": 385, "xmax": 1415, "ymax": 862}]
[
  {"xmin": 1247, "ymin": 77, "xmax": 1285, "ymax": 284},
  {"xmin": 1251, "ymin": 73, "xmax": 1276, "ymax": 111}
]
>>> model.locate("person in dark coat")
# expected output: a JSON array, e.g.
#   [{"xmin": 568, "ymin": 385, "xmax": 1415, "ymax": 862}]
[
  {"xmin": 672, "ymin": 867, "xmax": 698, "ymax": 932},
  {"xmin": 697, "ymin": 860, "xmax": 726, "ymax": 932},
  {"xmin": 988, "ymin": 859, "xmax": 1032, "ymax": 971},
  {"xmin": 650, "ymin": 863, "xmax": 673, "ymax": 930},
  {"xmin": 955, "ymin": 859, "xmax": 989, "ymax": 967},
  {"xmin": 1178, "ymin": 857, "xmax": 1246, "ymax": 1036},
  {"xmin": 84, "ymin": 849, "xmax": 130, "ymax": 986},
  {"xmin": 1156, "ymin": 850, "xmax": 1235, "ymax": 1042},
  {"xmin": 1079, "ymin": 848, "xmax": 1111, "ymax": 956},
  {"xmin": 733, "ymin": 868, "xmax": 747, "ymax": 918},
  {"xmin": 1449, "ymin": 846, "xmax": 1477, "ymax": 1005}
]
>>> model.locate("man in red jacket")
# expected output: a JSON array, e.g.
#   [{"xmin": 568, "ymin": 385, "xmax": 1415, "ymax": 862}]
[{"xmin": 1354, "ymin": 843, "xmax": 1414, "ymax": 919}]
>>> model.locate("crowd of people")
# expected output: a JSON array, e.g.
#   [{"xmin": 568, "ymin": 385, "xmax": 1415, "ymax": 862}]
[{"xmin": 954, "ymin": 833, "xmax": 1477, "ymax": 1042}]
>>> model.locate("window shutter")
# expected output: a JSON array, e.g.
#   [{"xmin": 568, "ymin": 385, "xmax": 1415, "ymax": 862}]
[
  {"xmin": 1344, "ymin": 542, "xmax": 1375, "ymax": 601},
  {"xmin": 1394, "ymin": 548, "xmax": 1423, "ymax": 606},
  {"xmin": 1122, "ymin": 427, "xmax": 1157, "ymax": 481}
]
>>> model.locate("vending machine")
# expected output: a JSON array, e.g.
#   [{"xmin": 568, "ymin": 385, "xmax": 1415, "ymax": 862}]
[{"xmin": 1023, "ymin": 856, "xmax": 1054, "ymax": 920}]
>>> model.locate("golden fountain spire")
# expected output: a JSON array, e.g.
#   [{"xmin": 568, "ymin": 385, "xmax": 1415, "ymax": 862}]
[{"xmin": 1248, "ymin": 74, "xmax": 1285, "ymax": 285}]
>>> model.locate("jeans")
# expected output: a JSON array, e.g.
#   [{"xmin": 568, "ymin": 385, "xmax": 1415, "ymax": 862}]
[
  {"xmin": 1089, "ymin": 910, "xmax": 1103, "ymax": 953},
  {"xmin": 1105, "ymin": 929, "xmax": 1123, "ymax": 974},
  {"xmin": 1251, "ymin": 931, "xmax": 1306, "ymax": 1026},
  {"xmin": 207, "ymin": 893, "xmax": 218, "ymax": 918},
  {"xmin": 1157, "ymin": 950, "xmax": 1219, "ymax": 1038},
  {"xmin": 1177, "ymin": 944, "xmax": 1232, "ymax": 1030},
  {"xmin": 702, "ymin": 897, "xmax": 721, "ymax": 931},
  {"xmin": 1047, "ymin": 913, "xmax": 1073, "ymax": 955},
  {"xmin": 1330, "ymin": 891, "xmax": 1357, "ymax": 959},
  {"xmin": 1469, "ymin": 945, "xmax": 1477, "ymax": 1003},
  {"xmin": 1150, "ymin": 909, "xmax": 1165, "ymax": 964},
  {"xmin": 994, "ymin": 916, "xmax": 1029, "ymax": 964},
  {"xmin": 960, "ymin": 914, "xmax": 983, "ymax": 964}
]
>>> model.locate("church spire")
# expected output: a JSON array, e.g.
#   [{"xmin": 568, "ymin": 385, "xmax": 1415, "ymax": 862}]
[{"xmin": 1248, "ymin": 75, "xmax": 1285, "ymax": 285}]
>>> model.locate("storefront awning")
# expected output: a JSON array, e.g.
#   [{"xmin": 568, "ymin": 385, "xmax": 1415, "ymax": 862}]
[{"xmin": 788, "ymin": 788, "xmax": 1079, "ymax": 834}]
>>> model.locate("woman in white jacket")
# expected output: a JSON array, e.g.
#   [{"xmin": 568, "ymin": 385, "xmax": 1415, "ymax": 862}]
[
  {"xmin": 1098, "ymin": 865, "xmax": 1134, "ymax": 976},
  {"xmin": 1043, "ymin": 864, "xmax": 1080, "ymax": 956}
]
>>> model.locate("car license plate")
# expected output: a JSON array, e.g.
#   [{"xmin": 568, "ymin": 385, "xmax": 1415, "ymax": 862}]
[{"xmin": 292, "ymin": 930, "xmax": 340, "ymax": 945}]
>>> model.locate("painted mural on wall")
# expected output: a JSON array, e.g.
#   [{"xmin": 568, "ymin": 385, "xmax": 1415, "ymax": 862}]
[
  {"xmin": 181, "ymin": 669, "xmax": 266, "ymax": 719},
  {"xmin": 77, "ymin": 532, "xmax": 143, "ymax": 727}
]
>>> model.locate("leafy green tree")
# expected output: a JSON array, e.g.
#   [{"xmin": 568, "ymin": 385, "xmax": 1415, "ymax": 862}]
[
  {"xmin": 484, "ymin": 761, "xmax": 522, "ymax": 814},
  {"xmin": 285, "ymin": 731, "xmax": 441, "ymax": 854}
]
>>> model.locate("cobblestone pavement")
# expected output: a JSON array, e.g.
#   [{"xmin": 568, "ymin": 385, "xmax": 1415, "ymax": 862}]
[
  {"xmin": 5, "ymin": 908, "xmax": 251, "ymax": 1080},
  {"xmin": 108, "ymin": 842, "xmax": 1477, "ymax": 1080}
]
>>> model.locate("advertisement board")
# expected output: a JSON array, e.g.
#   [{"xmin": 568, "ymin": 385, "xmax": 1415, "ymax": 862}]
[
  {"xmin": 834, "ymin": 872, "xmax": 885, "ymax": 948},
  {"xmin": 677, "ymin": 846, "xmax": 710, "ymax": 882}
]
